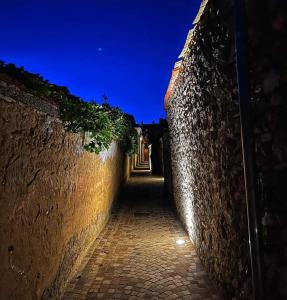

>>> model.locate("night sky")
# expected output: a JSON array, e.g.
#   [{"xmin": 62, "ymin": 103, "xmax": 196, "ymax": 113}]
[{"xmin": 0, "ymin": 0, "xmax": 201, "ymax": 123}]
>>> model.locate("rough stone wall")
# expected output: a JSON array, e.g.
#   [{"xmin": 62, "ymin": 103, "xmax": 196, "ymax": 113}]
[
  {"xmin": 162, "ymin": 124, "xmax": 174, "ymax": 204},
  {"xmin": 247, "ymin": 1, "xmax": 287, "ymax": 298},
  {"xmin": 166, "ymin": 1, "xmax": 250, "ymax": 298},
  {"xmin": 167, "ymin": 0, "xmax": 287, "ymax": 298},
  {"xmin": 0, "ymin": 83, "xmax": 124, "ymax": 300}
]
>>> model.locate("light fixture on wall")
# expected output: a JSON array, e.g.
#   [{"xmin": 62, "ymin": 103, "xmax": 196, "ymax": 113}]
[{"xmin": 176, "ymin": 239, "xmax": 186, "ymax": 245}]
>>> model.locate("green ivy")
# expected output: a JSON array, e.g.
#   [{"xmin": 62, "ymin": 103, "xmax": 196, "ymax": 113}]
[{"xmin": 0, "ymin": 61, "xmax": 138, "ymax": 154}]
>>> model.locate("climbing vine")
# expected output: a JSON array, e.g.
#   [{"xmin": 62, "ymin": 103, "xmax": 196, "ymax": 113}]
[{"xmin": 0, "ymin": 61, "xmax": 138, "ymax": 154}]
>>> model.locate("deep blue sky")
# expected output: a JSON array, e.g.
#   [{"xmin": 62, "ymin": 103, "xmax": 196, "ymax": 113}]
[{"xmin": 0, "ymin": 0, "xmax": 200, "ymax": 123}]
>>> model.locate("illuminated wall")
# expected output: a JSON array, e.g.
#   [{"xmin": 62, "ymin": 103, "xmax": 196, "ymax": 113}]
[
  {"xmin": 0, "ymin": 83, "xmax": 125, "ymax": 300},
  {"xmin": 165, "ymin": 0, "xmax": 250, "ymax": 298},
  {"xmin": 166, "ymin": 0, "xmax": 287, "ymax": 298}
]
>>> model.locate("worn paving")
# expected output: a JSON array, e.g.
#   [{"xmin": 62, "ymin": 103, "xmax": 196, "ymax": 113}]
[{"xmin": 61, "ymin": 175, "xmax": 221, "ymax": 300}]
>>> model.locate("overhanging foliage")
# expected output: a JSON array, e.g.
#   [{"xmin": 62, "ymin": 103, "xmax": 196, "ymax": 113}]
[{"xmin": 0, "ymin": 61, "xmax": 138, "ymax": 154}]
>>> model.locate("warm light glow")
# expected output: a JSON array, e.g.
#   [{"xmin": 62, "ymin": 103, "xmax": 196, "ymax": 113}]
[{"xmin": 176, "ymin": 239, "xmax": 186, "ymax": 245}]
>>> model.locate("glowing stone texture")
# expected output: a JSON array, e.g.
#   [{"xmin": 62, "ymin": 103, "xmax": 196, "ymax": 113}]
[
  {"xmin": 166, "ymin": 0, "xmax": 287, "ymax": 298},
  {"xmin": 0, "ymin": 81, "xmax": 125, "ymax": 300},
  {"xmin": 166, "ymin": 0, "xmax": 250, "ymax": 298}
]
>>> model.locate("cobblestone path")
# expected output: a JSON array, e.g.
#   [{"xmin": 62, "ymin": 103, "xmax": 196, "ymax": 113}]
[{"xmin": 62, "ymin": 176, "xmax": 221, "ymax": 300}]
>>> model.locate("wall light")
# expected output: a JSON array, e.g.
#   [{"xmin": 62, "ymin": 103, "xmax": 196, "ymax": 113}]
[{"xmin": 176, "ymin": 239, "xmax": 186, "ymax": 245}]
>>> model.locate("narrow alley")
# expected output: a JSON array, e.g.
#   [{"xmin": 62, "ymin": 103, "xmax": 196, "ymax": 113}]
[
  {"xmin": 1, "ymin": 0, "xmax": 287, "ymax": 299},
  {"xmin": 62, "ymin": 176, "xmax": 220, "ymax": 300}
]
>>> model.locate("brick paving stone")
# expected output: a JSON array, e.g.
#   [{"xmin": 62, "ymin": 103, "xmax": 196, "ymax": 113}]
[{"xmin": 61, "ymin": 176, "xmax": 222, "ymax": 300}]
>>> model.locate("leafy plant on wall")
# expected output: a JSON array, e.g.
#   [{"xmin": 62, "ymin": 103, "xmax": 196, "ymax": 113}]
[{"xmin": 0, "ymin": 61, "xmax": 138, "ymax": 154}]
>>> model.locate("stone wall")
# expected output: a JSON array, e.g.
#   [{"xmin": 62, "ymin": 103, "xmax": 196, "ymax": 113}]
[
  {"xmin": 167, "ymin": 1, "xmax": 250, "ymax": 298},
  {"xmin": 0, "ymin": 82, "xmax": 125, "ymax": 299},
  {"xmin": 166, "ymin": 0, "xmax": 287, "ymax": 298},
  {"xmin": 124, "ymin": 153, "xmax": 133, "ymax": 183},
  {"xmin": 162, "ymin": 123, "xmax": 174, "ymax": 204}
]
